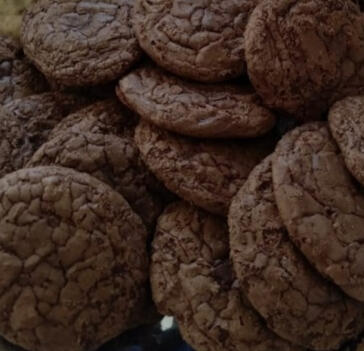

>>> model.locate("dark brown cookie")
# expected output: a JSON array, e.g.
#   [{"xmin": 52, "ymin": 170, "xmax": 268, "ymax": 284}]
[
  {"xmin": 273, "ymin": 122, "xmax": 364, "ymax": 302},
  {"xmin": 328, "ymin": 96, "xmax": 364, "ymax": 187},
  {"xmin": 134, "ymin": 121, "xmax": 273, "ymax": 215},
  {"xmin": 133, "ymin": 0, "xmax": 258, "ymax": 82},
  {"xmin": 21, "ymin": 0, "xmax": 142, "ymax": 87},
  {"xmin": 229, "ymin": 155, "xmax": 364, "ymax": 350},
  {"xmin": 0, "ymin": 35, "xmax": 47, "ymax": 104},
  {"xmin": 49, "ymin": 99, "xmax": 137, "ymax": 140},
  {"xmin": 0, "ymin": 166, "xmax": 149, "ymax": 351},
  {"xmin": 151, "ymin": 201, "xmax": 301, "ymax": 351},
  {"xmin": 245, "ymin": 0, "xmax": 364, "ymax": 118},
  {"xmin": 0, "ymin": 92, "xmax": 88, "ymax": 177},
  {"xmin": 27, "ymin": 131, "xmax": 164, "ymax": 228},
  {"xmin": 117, "ymin": 65, "xmax": 276, "ymax": 138}
]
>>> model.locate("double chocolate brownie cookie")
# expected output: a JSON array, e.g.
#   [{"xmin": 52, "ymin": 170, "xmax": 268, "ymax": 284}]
[
  {"xmin": 229, "ymin": 156, "xmax": 364, "ymax": 350},
  {"xmin": 0, "ymin": 166, "xmax": 149, "ymax": 351},
  {"xmin": 151, "ymin": 202, "xmax": 301, "ymax": 351},
  {"xmin": 245, "ymin": 0, "xmax": 364, "ymax": 118},
  {"xmin": 273, "ymin": 122, "xmax": 364, "ymax": 301},
  {"xmin": 117, "ymin": 66, "xmax": 276, "ymax": 138},
  {"xmin": 135, "ymin": 121, "xmax": 273, "ymax": 215},
  {"xmin": 0, "ymin": 92, "xmax": 88, "ymax": 178},
  {"xmin": 133, "ymin": 0, "xmax": 258, "ymax": 82},
  {"xmin": 329, "ymin": 96, "xmax": 364, "ymax": 187},
  {"xmin": 49, "ymin": 99, "xmax": 137, "ymax": 140},
  {"xmin": 0, "ymin": 35, "xmax": 47, "ymax": 104},
  {"xmin": 21, "ymin": 0, "xmax": 142, "ymax": 87},
  {"xmin": 27, "ymin": 131, "xmax": 164, "ymax": 228}
]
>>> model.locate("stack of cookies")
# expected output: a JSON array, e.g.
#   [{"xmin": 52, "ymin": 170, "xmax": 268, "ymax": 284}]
[{"xmin": 1, "ymin": 0, "xmax": 364, "ymax": 351}]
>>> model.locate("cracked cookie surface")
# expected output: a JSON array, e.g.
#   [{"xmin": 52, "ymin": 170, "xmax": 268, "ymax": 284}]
[
  {"xmin": 0, "ymin": 166, "xmax": 149, "ymax": 351},
  {"xmin": 328, "ymin": 96, "xmax": 364, "ymax": 187},
  {"xmin": 151, "ymin": 201, "xmax": 301, "ymax": 351},
  {"xmin": 245, "ymin": 0, "xmax": 364, "ymax": 118},
  {"xmin": 21, "ymin": 0, "xmax": 142, "ymax": 87},
  {"xmin": 133, "ymin": 0, "xmax": 258, "ymax": 82},
  {"xmin": 134, "ymin": 121, "xmax": 273, "ymax": 215},
  {"xmin": 27, "ymin": 130, "xmax": 164, "ymax": 229},
  {"xmin": 0, "ymin": 35, "xmax": 47, "ymax": 104},
  {"xmin": 117, "ymin": 65, "xmax": 276, "ymax": 138},
  {"xmin": 273, "ymin": 122, "xmax": 364, "ymax": 301},
  {"xmin": 49, "ymin": 99, "xmax": 137, "ymax": 140},
  {"xmin": 0, "ymin": 92, "xmax": 88, "ymax": 178},
  {"xmin": 229, "ymin": 155, "xmax": 364, "ymax": 350}
]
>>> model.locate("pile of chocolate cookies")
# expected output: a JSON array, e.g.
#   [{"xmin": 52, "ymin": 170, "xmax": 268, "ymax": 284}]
[{"xmin": 1, "ymin": 0, "xmax": 364, "ymax": 351}]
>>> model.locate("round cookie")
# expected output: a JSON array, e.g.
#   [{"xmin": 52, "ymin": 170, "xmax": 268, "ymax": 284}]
[
  {"xmin": 151, "ymin": 202, "xmax": 301, "ymax": 351},
  {"xmin": 49, "ymin": 99, "xmax": 137, "ymax": 140},
  {"xmin": 245, "ymin": 0, "xmax": 364, "ymax": 118},
  {"xmin": 0, "ymin": 166, "xmax": 149, "ymax": 351},
  {"xmin": 134, "ymin": 121, "xmax": 273, "ymax": 215},
  {"xmin": 27, "ymin": 131, "xmax": 164, "ymax": 228},
  {"xmin": 133, "ymin": 0, "xmax": 258, "ymax": 82},
  {"xmin": 272, "ymin": 122, "xmax": 364, "ymax": 302},
  {"xmin": 0, "ymin": 92, "xmax": 88, "ymax": 177},
  {"xmin": 0, "ymin": 35, "xmax": 47, "ymax": 105},
  {"xmin": 229, "ymin": 156, "xmax": 364, "ymax": 350},
  {"xmin": 117, "ymin": 65, "xmax": 276, "ymax": 138},
  {"xmin": 328, "ymin": 96, "xmax": 364, "ymax": 187},
  {"xmin": 21, "ymin": 0, "xmax": 142, "ymax": 87}
]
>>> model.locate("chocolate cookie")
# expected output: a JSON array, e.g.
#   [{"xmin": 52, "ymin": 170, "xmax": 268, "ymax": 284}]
[
  {"xmin": 151, "ymin": 202, "xmax": 301, "ymax": 351},
  {"xmin": 328, "ymin": 96, "xmax": 364, "ymax": 187},
  {"xmin": 133, "ymin": 0, "xmax": 258, "ymax": 82},
  {"xmin": 134, "ymin": 121, "xmax": 273, "ymax": 215},
  {"xmin": 117, "ymin": 66, "xmax": 276, "ymax": 138},
  {"xmin": 21, "ymin": 0, "xmax": 142, "ymax": 87},
  {"xmin": 49, "ymin": 99, "xmax": 137, "ymax": 140},
  {"xmin": 245, "ymin": 0, "xmax": 364, "ymax": 118},
  {"xmin": 273, "ymin": 122, "xmax": 364, "ymax": 302},
  {"xmin": 229, "ymin": 156, "xmax": 364, "ymax": 350},
  {"xmin": 27, "ymin": 131, "xmax": 164, "ymax": 228},
  {"xmin": 0, "ymin": 166, "xmax": 149, "ymax": 351},
  {"xmin": 0, "ymin": 35, "xmax": 47, "ymax": 104},
  {"xmin": 0, "ymin": 92, "xmax": 88, "ymax": 177}
]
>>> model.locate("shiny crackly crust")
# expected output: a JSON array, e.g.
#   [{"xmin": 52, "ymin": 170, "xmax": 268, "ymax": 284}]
[
  {"xmin": 134, "ymin": 121, "xmax": 273, "ymax": 215},
  {"xmin": 27, "ymin": 131, "xmax": 164, "ymax": 228},
  {"xmin": 245, "ymin": 0, "xmax": 364, "ymax": 118},
  {"xmin": 21, "ymin": 0, "xmax": 142, "ymax": 87},
  {"xmin": 0, "ymin": 35, "xmax": 47, "ymax": 104},
  {"xmin": 272, "ymin": 122, "xmax": 364, "ymax": 301},
  {"xmin": 328, "ymin": 96, "xmax": 364, "ymax": 187},
  {"xmin": 151, "ymin": 201, "xmax": 301, "ymax": 351},
  {"xmin": 117, "ymin": 65, "xmax": 276, "ymax": 138},
  {"xmin": 0, "ymin": 166, "xmax": 149, "ymax": 351},
  {"xmin": 133, "ymin": 0, "xmax": 258, "ymax": 82},
  {"xmin": 229, "ymin": 155, "xmax": 364, "ymax": 350},
  {"xmin": 0, "ymin": 92, "xmax": 88, "ymax": 178},
  {"xmin": 49, "ymin": 99, "xmax": 137, "ymax": 140}
]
